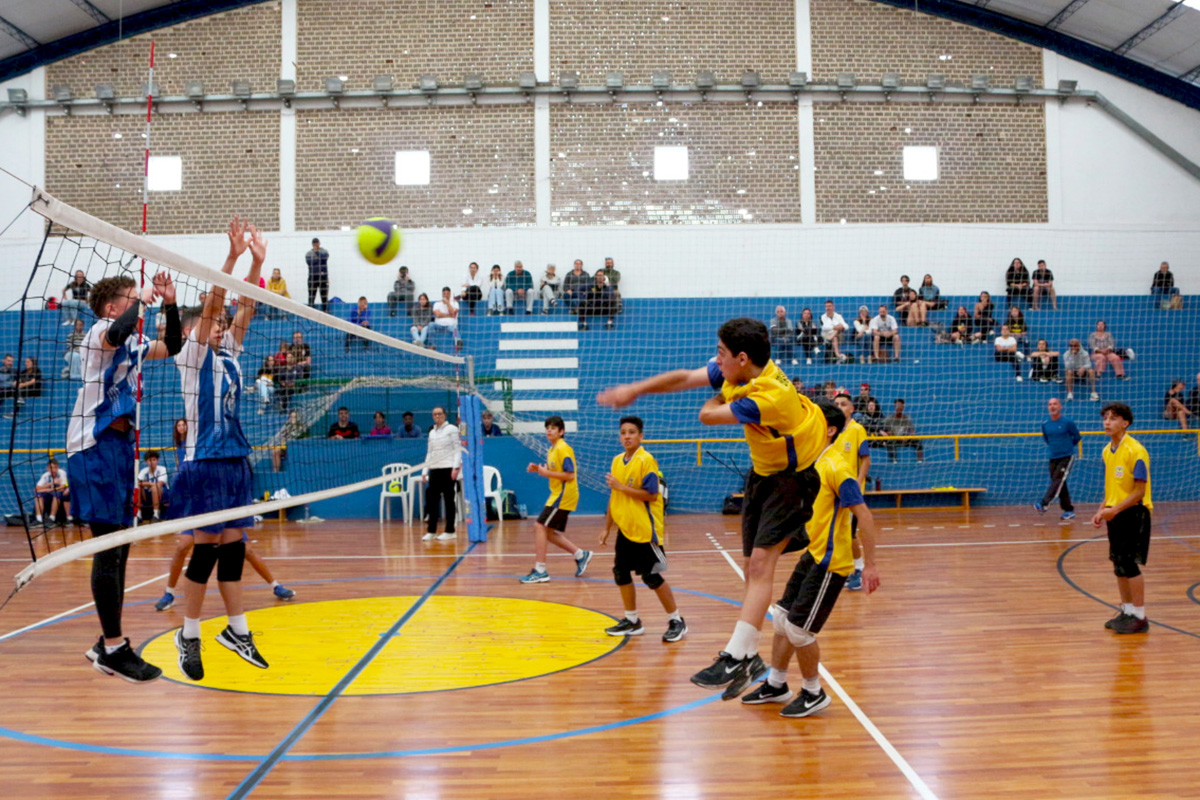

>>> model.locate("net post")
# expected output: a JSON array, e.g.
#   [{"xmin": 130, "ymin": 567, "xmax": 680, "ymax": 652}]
[{"xmin": 459, "ymin": 394, "xmax": 487, "ymax": 543}]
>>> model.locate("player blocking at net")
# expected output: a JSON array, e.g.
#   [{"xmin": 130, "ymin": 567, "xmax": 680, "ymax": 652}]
[{"xmin": 598, "ymin": 318, "xmax": 827, "ymax": 694}]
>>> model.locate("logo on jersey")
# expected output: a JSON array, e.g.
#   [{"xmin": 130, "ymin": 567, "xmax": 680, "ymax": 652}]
[{"xmin": 1114, "ymin": 465, "xmax": 1125, "ymax": 478}]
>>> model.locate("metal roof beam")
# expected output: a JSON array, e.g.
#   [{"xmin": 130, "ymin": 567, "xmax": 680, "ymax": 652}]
[
  {"xmin": 1114, "ymin": 3, "xmax": 1186, "ymax": 56},
  {"xmin": 0, "ymin": 16, "xmax": 40, "ymax": 49},
  {"xmin": 66, "ymin": 0, "xmax": 111, "ymax": 25},
  {"xmin": 1180, "ymin": 62, "xmax": 1200, "ymax": 83},
  {"xmin": 1046, "ymin": 0, "xmax": 1092, "ymax": 32}
]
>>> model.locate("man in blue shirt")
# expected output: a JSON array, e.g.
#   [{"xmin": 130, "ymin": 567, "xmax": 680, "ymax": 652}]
[
  {"xmin": 397, "ymin": 411, "xmax": 423, "ymax": 438},
  {"xmin": 306, "ymin": 237, "xmax": 330, "ymax": 311},
  {"xmin": 1035, "ymin": 397, "xmax": 1082, "ymax": 520}
]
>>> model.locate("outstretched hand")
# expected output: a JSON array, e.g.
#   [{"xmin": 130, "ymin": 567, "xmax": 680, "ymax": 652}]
[
  {"xmin": 227, "ymin": 216, "xmax": 249, "ymax": 258},
  {"xmin": 596, "ymin": 385, "xmax": 638, "ymax": 409},
  {"xmin": 152, "ymin": 271, "xmax": 176, "ymax": 305},
  {"xmin": 247, "ymin": 223, "xmax": 268, "ymax": 263}
]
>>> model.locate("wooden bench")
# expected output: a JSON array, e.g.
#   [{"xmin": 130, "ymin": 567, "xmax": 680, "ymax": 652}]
[{"xmin": 864, "ymin": 487, "xmax": 987, "ymax": 511}]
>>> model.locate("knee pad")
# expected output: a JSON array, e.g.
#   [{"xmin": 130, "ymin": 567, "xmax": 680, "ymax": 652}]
[
  {"xmin": 1112, "ymin": 554, "xmax": 1141, "ymax": 579},
  {"xmin": 185, "ymin": 543, "xmax": 219, "ymax": 584},
  {"xmin": 612, "ymin": 565, "xmax": 633, "ymax": 586},
  {"xmin": 217, "ymin": 540, "xmax": 246, "ymax": 582},
  {"xmin": 643, "ymin": 571, "xmax": 665, "ymax": 591},
  {"xmin": 771, "ymin": 604, "xmax": 790, "ymax": 637},
  {"xmin": 783, "ymin": 618, "xmax": 816, "ymax": 649}
]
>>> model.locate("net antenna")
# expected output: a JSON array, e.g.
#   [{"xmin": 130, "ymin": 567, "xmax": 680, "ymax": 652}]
[{"xmin": 132, "ymin": 40, "xmax": 155, "ymax": 532}]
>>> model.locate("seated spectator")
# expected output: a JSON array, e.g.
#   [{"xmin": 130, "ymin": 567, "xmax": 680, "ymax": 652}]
[
  {"xmin": 369, "ymin": 411, "xmax": 392, "ymax": 437},
  {"xmin": 578, "ymin": 270, "xmax": 617, "ymax": 330},
  {"xmin": 345, "ymin": 296, "xmax": 372, "ymax": 352},
  {"xmin": 34, "ymin": 457, "xmax": 70, "ymax": 526},
  {"xmin": 796, "ymin": 307, "xmax": 821, "ymax": 364},
  {"xmin": 882, "ymin": 399, "xmax": 924, "ymax": 463},
  {"xmin": 905, "ymin": 288, "xmax": 929, "ymax": 326},
  {"xmin": 769, "ymin": 306, "xmax": 796, "ymax": 365},
  {"xmin": 137, "ymin": 450, "xmax": 168, "ymax": 520},
  {"xmin": 1005, "ymin": 306, "xmax": 1028, "ymax": 350},
  {"xmin": 946, "ymin": 306, "xmax": 972, "ymax": 344},
  {"xmin": 851, "ymin": 305, "xmax": 873, "ymax": 363},
  {"xmin": 273, "ymin": 410, "xmax": 308, "ymax": 472},
  {"xmin": 505, "ymin": 260, "xmax": 535, "ymax": 315},
  {"xmin": 433, "ymin": 287, "xmax": 463, "ymax": 350},
  {"xmin": 0, "ymin": 353, "xmax": 16, "ymax": 416},
  {"xmin": 481, "ymin": 410, "xmax": 503, "ymax": 436},
  {"xmin": 994, "ymin": 324, "xmax": 1024, "ymax": 381},
  {"xmin": 63, "ymin": 317, "xmax": 85, "ymax": 379},
  {"xmin": 289, "ymin": 331, "xmax": 312, "ymax": 381},
  {"xmin": 601, "ymin": 257, "xmax": 624, "ymax": 316},
  {"xmin": 819, "ymin": 300, "xmax": 848, "ymax": 363},
  {"xmin": 15, "ymin": 357, "xmax": 42, "ymax": 409},
  {"xmin": 267, "ymin": 267, "xmax": 290, "ymax": 299},
  {"xmin": 919, "ymin": 274, "xmax": 945, "ymax": 310},
  {"xmin": 822, "ymin": 380, "xmax": 839, "ymax": 402},
  {"xmin": 893, "ymin": 275, "xmax": 914, "ymax": 324},
  {"xmin": 540, "ymin": 264, "xmax": 562, "ymax": 313},
  {"xmin": 458, "ymin": 262, "xmax": 484, "ymax": 316},
  {"xmin": 255, "ymin": 367, "xmax": 275, "ymax": 412},
  {"xmin": 1164, "ymin": 381, "xmax": 1191, "ymax": 430},
  {"xmin": 274, "ymin": 352, "xmax": 300, "ymax": 412},
  {"xmin": 1028, "ymin": 339, "xmax": 1061, "ymax": 382},
  {"xmin": 1189, "ymin": 372, "xmax": 1200, "ymax": 416},
  {"xmin": 1062, "ymin": 339, "xmax": 1097, "ymax": 402},
  {"xmin": 387, "ymin": 266, "xmax": 415, "ymax": 317},
  {"xmin": 562, "ymin": 259, "xmax": 591, "ymax": 313},
  {"xmin": 1005, "ymin": 257, "xmax": 1032, "ymax": 310},
  {"xmin": 1088, "ymin": 320, "xmax": 1129, "ymax": 380},
  {"xmin": 1151, "ymin": 261, "xmax": 1180, "ymax": 308},
  {"xmin": 61, "ymin": 270, "xmax": 91, "ymax": 326},
  {"xmin": 1031, "ymin": 260, "xmax": 1057, "ymax": 311},
  {"xmin": 327, "ymin": 407, "xmax": 361, "ymax": 439},
  {"xmin": 486, "ymin": 265, "xmax": 506, "ymax": 315},
  {"xmin": 860, "ymin": 398, "xmax": 886, "ymax": 438},
  {"xmin": 397, "ymin": 411, "xmax": 423, "ymax": 438},
  {"xmin": 855, "ymin": 382, "xmax": 876, "ymax": 412},
  {"xmin": 410, "ymin": 293, "xmax": 434, "ymax": 348},
  {"xmin": 972, "ymin": 291, "xmax": 996, "ymax": 343},
  {"xmin": 870, "ymin": 304, "xmax": 901, "ymax": 362}
]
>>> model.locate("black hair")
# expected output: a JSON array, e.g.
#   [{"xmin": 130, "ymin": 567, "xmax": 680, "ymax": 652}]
[
  {"xmin": 815, "ymin": 398, "xmax": 847, "ymax": 436},
  {"xmin": 337, "ymin": 406, "xmax": 349, "ymax": 414},
  {"xmin": 145, "ymin": 450, "xmax": 160, "ymax": 461},
  {"xmin": 545, "ymin": 415, "xmax": 566, "ymax": 431},
  {"xmin": 1101, "ymin": 402, "xmax": 1133, "ymax": 424},
  {"xmin": 717, "ymin": 318, "xmax": 771, "ymax": 367},
  {"xmin": 900, "ymin": 274, "xmax": 910, "ymax": 281},
  {"xmin": 834, "ymin": 391, "xmax": 853, "ymax": 406},
  {"xmin": 47, "ymin": 457, "xmax": 58, "ymax": 466},
  {"xmin": 374, "ymin": 411, "xmax": 386, "ymax": 420},
  {"xmin": 619, "ymin": 415, "xmax": 644, "ymax": 433},
  {"xmin": 312, "ymin": 237, "xmax": 320, "ymax": 244},
  {"xmin": 402, "ymin": 411, "xmax": 414, "ymax": 418}
]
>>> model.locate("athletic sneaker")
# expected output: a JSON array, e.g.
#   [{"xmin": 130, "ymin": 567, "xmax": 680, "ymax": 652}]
[
  {"xmin": 1104, "ymin": 610, "xmax": 1129, "ymax": 630},
  {"xmin": 437, "ymin": 532, "xmax": 457, "ymax": 541},
  {"xmin": 273, "ymin": 584, "xmax": 296, "ymax": 601},
  {"xmin": 605, "ymin": 618, "xmax": 644, "ymax": 636},
  {"xmin": 662, "ymin": 617, "xmax": 688, "ymax": 643},
  {"xmin": 846, "ymin": 569, "xmax": 863, "ymax": 591},
  {"xmin": 216, "ymin": 626, "xmax": 269, "ymax": 668},
  {"xmin": 691, "ymin": 651, "xmax": 743, "ymax": 689},
  {"xmin": 574, "ymin": 549, "xmax": 594, "ymax": 577},
  {"xmin": 1033, "ymin": 501, "xmax": 1046, "ymax": 514},
  {"xmin": 176, "ymin": 630, "xmax": 204, "ymax": 680},
  {"xmin": 94, "ymin": 638, "xmax": 162, "ymax": 683},
  {"xmin": 742, "ymin": 681, "xmax": 795, "ymax": 705},
  {"xmin": 519, "ymin": 568, "xmax": 550, "ymax": 584},
  {"xmin": 721, "ymin": 654, "xmax": 767, "ymax": 700},
  {"xmin": 422, "ymin": 532, "xmax": 436, "ymax": 541},
  {"xmin": 84, "ymin": 635, "xmax": 103, "ymax": 663},
  {"xmin": 154, "ymin": 590, "xmax": 176, "ymax": 612},
  {"xmin": 1061, "ymin": 511, "xmax": 1076, "ymax": 521},
  {"xmin": 780, "ymin": 687, "xmax": 831, "ymax": 718},
  {"xmin": 1111, "ymin": 615, "xmax": 1149, "ymax": 635}
]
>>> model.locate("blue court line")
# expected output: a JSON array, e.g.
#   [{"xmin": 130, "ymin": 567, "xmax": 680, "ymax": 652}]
[{"xmin": 225, "ymin": 542, "xmax": 479, "ymax": 800}]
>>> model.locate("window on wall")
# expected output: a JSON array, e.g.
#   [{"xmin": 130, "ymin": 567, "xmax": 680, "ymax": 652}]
[
  {"xmin": 654, "ymin": 146, "xmax": 689, "ymax": 181},
  {"xmin": 147, "ymin": 156, "xmax": 182, "ymax": 191},
  {"xmin": 394, "ymin": 151, "xmax": 431, "ymax": 186},
  {"xmin": 903, "ymin": 146, "xmax": 938, "ymax": 181}
]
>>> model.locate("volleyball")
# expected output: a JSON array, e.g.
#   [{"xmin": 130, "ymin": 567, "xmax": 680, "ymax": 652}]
[{"xmin": 356, "ymin": 217, "xmax": 403, "ymax": 265}]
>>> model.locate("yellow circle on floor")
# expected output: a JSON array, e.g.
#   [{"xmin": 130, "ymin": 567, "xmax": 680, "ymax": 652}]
[{"xmin": 141, "ymin": 595, "xmax": 622, "ymax": 695}]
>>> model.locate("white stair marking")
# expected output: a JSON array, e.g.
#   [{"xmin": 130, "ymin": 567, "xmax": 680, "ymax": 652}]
[
  {"xmin": 513, "ymin": 420, "xmax": 578, "ymax": 434},
  {"xmin": 500, "ymin": 321, "xmax": 578, "ymax": 334},
  {"xmin": 499, "ymin": 339, "xmax": 578, "ymax": 351},
  {"xmin": 498, "ymin": 378, "xmax": 579, "ymax": 391},
  {"xmin": 513, "ymin": 399, "xmax": 580, "ymax": 412},
  {"xmin": 495, "ymin": 357, "xmax": 579, "ymax": 371}
]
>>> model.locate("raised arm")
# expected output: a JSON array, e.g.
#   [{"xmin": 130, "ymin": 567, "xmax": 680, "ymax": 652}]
[
  {"xmin": 230, "ymin": 223, "xmax": 266, "ymax": 347},
  {"xmin": 198, "ymin": 217, "xmax": 248, "ymax": 348},
  {"xmin": 597, "ymin": 365, "xmax": 713, "ymax": 409}
]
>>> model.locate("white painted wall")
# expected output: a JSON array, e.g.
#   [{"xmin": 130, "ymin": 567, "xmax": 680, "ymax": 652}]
[{"xmin": 0, "ymin": 68, "xmax": 46, "ymax": 247}]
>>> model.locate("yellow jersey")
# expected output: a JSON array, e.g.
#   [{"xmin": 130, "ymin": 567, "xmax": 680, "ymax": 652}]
[
  {"xmin": 608, "ymin": 447, "xmax": 665, "ymax": 545},
  {"xmin": 545, "ymin": 438, "xmax": 579, "ymax": 511},
  {"xmin": 835, "ymin": 418, "xmax": 870, "ymax": 479},
  {"xmin": 804, "ymin": 447, "xmax": 866, "ymax": 577},
  {"xmin": 708, "ymin": 358, "xmax": 826, "ymax": 476},
  {"xmin": 1102, "ymin": 434, "xmax": 1152, "ymax": 512}
]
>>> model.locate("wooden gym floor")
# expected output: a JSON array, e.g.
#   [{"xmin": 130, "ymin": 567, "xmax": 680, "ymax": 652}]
[{"xmin": 0, "ymin": 505, "xmax": 1198, "ymax": 799}]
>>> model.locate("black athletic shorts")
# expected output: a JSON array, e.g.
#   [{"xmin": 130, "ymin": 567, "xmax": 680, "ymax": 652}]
[
  {"xmin": 780, "ymin": 551, "xmax": 847, "ymax": 635},
  {"xmin": 537, "ymin": 505, "xmax": 571, "ymax": 532},
  {"xmin": 1106, "ymin": 505, "xmax": 1151, "ymax": 567},
  {"xmin": 614, "ymin": 531, "xmax": 667, "ymax": 577},
  {"xmin": 741, "ymin": 464, "xmax": 820, "ymax": 558}
]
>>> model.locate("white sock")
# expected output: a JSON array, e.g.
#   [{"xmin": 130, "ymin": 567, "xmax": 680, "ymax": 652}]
[
  {"xmin": 1131, "ymin": 606, "xmax": 1146, "ymax": 620},
  {"xmin": 165, "ymin": 585, "xmax": 177, "ymax": 596},
  {"xmin": 724, "ymin": 620, "xmax": 760, "ymax": 660},
  {"xmin": 803, "ymin": 676, "xmax": 821, "ymax": 694},
  {"xmin": 767, "ymin": 667, "xmax": 788, "ymax": 688},
  {"xmin": 228, "ymin": 614, "xmax": 249, "ymax": 636},
  {"xmin": 104, "ymin": 641, "xmax": 124, "ymax": 654},
  {"xmin": 270, "ymin": 581, "xmax": 279, "ymax": 589},
  {"xmin": 625, "ymin": 610, "xmax": 639, "ymax": 623},
  {"xmin": 535, "ymin": 562, "xmax": 546, "ymax": 573},
  {"xmin": 667, "ymin": 610, "xmax": 682, "ymax": 622},
  {"xmin": 853, "ymin": 557, "xmax": 865, "ymax": 571},
  {"xmin": 35, "ymin": 515, "xmax": 42, "ymax": 522},
  {"xmin": 183, "ymin": 617, "xmax": 201, "ymax": 639},
  {"xmin": 572, "ymin": 549, "xmax": 584, "ymax": 560},
  {"xmin": 1122, "ymin": 602, "xmax": 1134, "ymax": 615}
]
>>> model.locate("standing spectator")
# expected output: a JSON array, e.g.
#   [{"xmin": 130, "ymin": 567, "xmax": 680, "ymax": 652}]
[
  {"xmin": 769, "ymin": 306, "xmax": 796, "ymax": 365},
  {"xmin": 505, "ymin": 260, "xmax": 535, "ymax": 315},
  {"xmin": 64, "ymin": 317, "xmax": 86, "ymax": 379},
  {"xmin": 892, "ymin": 275, "xmax": 914, "ymax": 325},
  {"xmin": 869, "ymin": 304, "xmax": 901, "ymax": 363},
  {"xmin": 481, "ymin": 410, "xmax": 503, "ymax": 436},
  {"xmin": 1035, "ymin": 397, "xmax": 1080, "ymax": 520},
  {"xmin": 994, "ymin": 324, "xmax": 1024, "ymax": 381},
  {"xmin": 1031, "ymin": 260, "xmax": 1057, "ymax": 311},
  {"xmin": 1089, "ymin": 320, "xmax": 1130, "ymax": 380},
  {"xmin": 0, "ymin": 354, "xmax": 14, "ymax": 416},
  {"xmin": 540, "ymin": 264, "xmax": 562, "ymax": 313},
  {"xmin": 919, "ymin": 274, "xmax": 944, "ymax": 310},
  {"xmin": 305, "ymin": 237, "xmax": 330, "ymax": 311},
  {"xmin": 345, "ymin": 296, "xmax": 371, "ymax": 352},
  {"xmin": 1163, "ymin": 381, "xmax": 1191, "ymax": 430},
  {"xmin": 289, "ymin": 330, "xmax": 312, "ymax": 381},
  {"xmin": 947, "ymin": 306, "xmax": 972, "ymax": 345},
  {"xmin": 61, "ymin": 270, "xmax": 91, "ymax": 326},
  {"xmin": 1029, "ymin": 339, "xmax": 1061, "ymax": 382},
  {"xmin": 410, "ymin": 293, "xmax": 434, "ymax": 348},
  {"xmin": 34, "ymin": 457, "xmax": 70, "ymax": 526},
  {"xmin": 796, "ymin": 307, "xmax": 821, "ymax": 364},
  {"xmin": 327, "ymin": 407, "xmax": 360, "ymax": 439},
  {"xmin": 458, "ymin": 262, "xmax": 484, "ymax": 316},
  {"xmin": 486, "ymin": 265, "xmax": 506, "ymax": 315},
  {"xmin": 578, "ymin": 270, "xmax": 617, "ymax": 330},
  {"xmin": 819, "ymin": 300, "xmax": 848, "ymax": 363},
  {"xmin": 972, "ymin": 291, "xmax": 996, "ymax": 343},
  {"xmin": 1150, "ymin": 261, "xmax": 1180, "ymax": 308},
  {"xmin": 851, "ymin": 305, "xmax": 873, "ymax": 363},
  {"xmin": 1005, "ymin": 257, "xmax": 1032, "ymax": 310},
  {"xmin": 369, "ymin": 411, "xmax": 392, "ymax": 437},
  {"xmin": 1063, "ymin": 339, "xmax": 1098, "ymax": 402},
  {"xmin": 387, "ymin": 266, "xmax": 415, "ymax": 317},
  {"xmin": 860, "ymin": 398, "xmax": 885, "ymax": 437},
  {"xmin": 433, "ymin": 287, "xmax": 463, "ymax": 350},
  {"xmin": 562, "ymin": 259, "xmax": 591, "ymax": 313},
  {"xmin": 397, "ymin": 411, "xmax": 423, "ymax": 438},
  {"xmin": 601, "ymin": 257, "xmax": 624, "ymax": 316},
  {"xmin": 422, "ymin": 406, "xmax": 462, "ymax": 541},
  {"xmin": 272, "ymin": 410, "xmax": 308, "ymax": 472},
  {"xmin": 882, "ymin": 399, "xmax": 924, "ymax": 463},
  {"xmin": 137, "ymin": 450, "xmax": 169, "ymax": 521}
]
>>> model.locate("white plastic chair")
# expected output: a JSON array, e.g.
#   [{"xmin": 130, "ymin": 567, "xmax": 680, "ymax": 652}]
[
  {"xmin": 379, "ymin": 463, "xmax": 412, "ymax": 522},
  {"xmin": 404, "ymin": 471, "xmax": 425, "ymax": 525}
]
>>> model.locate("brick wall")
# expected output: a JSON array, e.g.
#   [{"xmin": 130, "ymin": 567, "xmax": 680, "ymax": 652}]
[
  {"xmin": 297, "ymin": 0, "xmax": 534, "ymax": 93},
  {"xmin": 45, "ymin": 112, "xmax": 280, "ymax": 235},
  {"xmin": 550, "ymin": 103, "xmax": 801, "ymax": 225},
  {"xmin": 550, "ymin": 0, "xmax": 795, "ymax": 86},
  {"xmin": 45, "ymin": 3, "xmax": 281, "ymax": 99},
  {"xmin": 294, "ymin": 106, "xmax": 535, "ymax": 230}
]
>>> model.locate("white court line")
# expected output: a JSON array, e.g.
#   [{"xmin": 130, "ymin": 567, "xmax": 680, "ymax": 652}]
[
  {"xmin": 705, "ymin": 534, "xmax": 940, "ymax": 800},
  {"xmin": 0, "ymin": 572, "xmax": 168, "ymax": 643}
]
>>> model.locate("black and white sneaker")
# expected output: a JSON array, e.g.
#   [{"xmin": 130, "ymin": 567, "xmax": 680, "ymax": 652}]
[
  {"xmin": 780, "ymin": 688, "xmax": 831, "ymax": 718},
  {"xmin": 741, "ymin": 681, "xmax": 795, "ymax": 705},
  {"xmin": 84, "ymin": 635, "xmax": 103, "ymax": 664},
  {"xmin": 662, "ymin": 618, "xmax": 687, "ymax": 643},
  {"xmin": 691, "ymin": 651, "xmax": 741, "ymax": 689},
  {"xmin": 605, "ymin": 618, "xmax": 644, "ymax": 636},
  {"xmin": 1105, "ymin": 610, "xmax": 1129, "ymax": 630},
  {"xmin": 216, "ymin": 626, "xmax": 269, "ymax": 669},
  {"xmin": 94, "ymin": 638, "xmax": 162, "ymax": 683},
  {"xmin": 721, "ymin": 654, "xmax": 766, "ymax": 700},
  {"xmin": 175, "ymin": 629, "xmax": 204, "ymax": 681}
]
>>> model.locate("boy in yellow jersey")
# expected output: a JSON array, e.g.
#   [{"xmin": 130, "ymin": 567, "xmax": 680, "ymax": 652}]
[
  {"xmin": 740, "ymin": 399, "xmax": 881, "ymax": 716},
  {"xmin": 520, "ymin": 415, "xmax": 593, "ymax": 583},
  {"xmin": 1091, "ymin": 402, "xmax": 1152, "ymax": 635},
  {"xmin": 598, "ymin": 318, "xmax": 827, "ymax": 694},
  {"xmin": 833, "ymin": 393, "xmax": 871, "ymax": 591},
  {"xmin": 600, "ymin": 416, "xmax": 686, "ymax": 643}
]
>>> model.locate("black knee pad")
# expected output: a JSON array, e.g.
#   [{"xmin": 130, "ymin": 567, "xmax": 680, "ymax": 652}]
[
  {"xmin": 612, "ymin": 565, "xmax": 633, "ymax": 586},
  {"xmin": 1112, "ymin": 554, "xmax": 1141, "ymax": 579},
  {"xmin": 643, "ymin": 571, "xmax": 665, "ymax": 590},
  {"xmin": 217, "ymin": 539, "xmax": 246, "ymax": 582},
  {"xmin": 186, "ymin": 543, "xmax": 219, "ymax": 584}
]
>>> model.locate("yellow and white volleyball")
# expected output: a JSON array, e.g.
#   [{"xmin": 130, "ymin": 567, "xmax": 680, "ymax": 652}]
[
  {"xmin": 356, "ymin": 218, "xmax": 403, "ymax": 265},
  {"xmin": 386, "ymin": 478, "xmax": 404, "ymax": 494}
]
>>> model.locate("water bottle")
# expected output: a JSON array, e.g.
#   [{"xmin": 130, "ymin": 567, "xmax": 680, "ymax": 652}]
[
  {"xmin": 874, "ymin": 477, "xmax": 882, "ymax": 491},
  {"xmin": 518, "ymin": 503, "xmax": 528, "ymax": 519}
]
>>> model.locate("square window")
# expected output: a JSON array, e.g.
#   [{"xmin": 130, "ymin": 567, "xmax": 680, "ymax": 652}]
[
  {"xmin": 654, "ymin": 146, "xmax": 688, "ymax": 181},
  {"xmin": 395, "ymin": 151, "xmax": 431, "ymax": 185},
  {"xmin": 147, "ymin": 156, "xmax": 182, "ymax": 191},
  {"xmin": 903, "ymin": 146, "xmax": 938, "ymax": 181}
]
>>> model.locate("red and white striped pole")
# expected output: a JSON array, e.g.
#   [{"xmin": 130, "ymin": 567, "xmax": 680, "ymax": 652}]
[{"xmin": 132, "ymin": 40, "xmax": 155, "ymax": 520}]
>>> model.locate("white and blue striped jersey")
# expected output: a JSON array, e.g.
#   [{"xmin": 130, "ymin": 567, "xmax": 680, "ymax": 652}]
[
  {"xmin": 66, "ymin": 318, "xmax": 150, "ymax": 455},
  {"xmin": 175, "ymin": 328, "xmax": 250, "ymax": 462}
]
